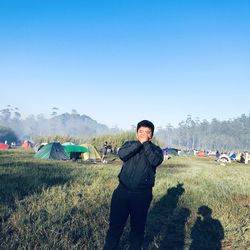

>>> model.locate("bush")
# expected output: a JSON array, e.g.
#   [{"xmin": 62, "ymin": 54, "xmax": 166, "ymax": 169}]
[{"xmin": 0, "ymin": 126, "xmax": 18, "ymax": 144}]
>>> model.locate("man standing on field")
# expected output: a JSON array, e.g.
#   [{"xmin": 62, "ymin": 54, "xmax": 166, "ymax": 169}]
[{"xmin": 103, "ymin": 120, "xmax": 163, "ymax": 250}]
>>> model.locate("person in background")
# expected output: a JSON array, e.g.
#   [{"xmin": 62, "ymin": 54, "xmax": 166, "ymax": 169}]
[
  {"xmin": 103, "ymin": 120, "xmax": 163, "ymax": 250},
  {"xmin": 244, "ymin": 152, "xmax": 248, "ymax": 164},
  {"xmin": 101, "ymin": 141, "xmax": 108, "ymax": 163},
  {"xmin": 240, "ymin": 152, "xmax": 245, "ymax": 163},
  {"xmin": 216, "ymin": 150, "xmax": 220, "ymax": 160}
]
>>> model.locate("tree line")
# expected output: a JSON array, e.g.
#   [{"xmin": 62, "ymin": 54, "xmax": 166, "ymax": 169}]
[
  {"xmin": 0, "ymin": 106, "xmax": 249, "ymax": 151},
  {"xmin": 156, "ymin": 114, "xmax": 250, "ymax": 151}
]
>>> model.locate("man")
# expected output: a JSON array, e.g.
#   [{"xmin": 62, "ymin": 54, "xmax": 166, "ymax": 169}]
[
  {"xmin": 101, "ymin": 141, "xmax": 108, "ymax": 163},
  {"xmin": 103, "ymin": 120, "xmax": 163, "ymax": 250}
]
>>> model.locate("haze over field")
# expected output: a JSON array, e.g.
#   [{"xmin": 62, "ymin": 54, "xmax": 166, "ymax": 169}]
[{"xmin": 0, "ymin": 0, "xmax": 249, "ymax": 129}]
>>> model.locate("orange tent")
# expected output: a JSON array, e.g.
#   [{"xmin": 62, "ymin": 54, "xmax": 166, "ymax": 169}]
[
  {"xmin": 196, "ymin": 151, "xmax": 205, "ymax": 156},
  {"xmin": 22, "ymin": 140, "xmax": 32, "ymax": 149}
]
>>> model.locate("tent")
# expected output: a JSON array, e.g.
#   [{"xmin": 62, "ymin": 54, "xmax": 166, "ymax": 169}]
[
  {"xmin": 34, "ymin": 142, "xmax": 69, "ymax": 160},
  {"xmin": 235, "ymin": 153, "xmax": 241, "ymax": 161},
  {"xmin": 22, "ymin": 140, "xmax": 32, "ymax": 149},
  {"xmin": 63, "ymin": 144, "xmax": 89, "ymax": 160},
  {"xmin": 62, "ymin": 142, "xmax": 75, "ymax": 146},
  {"xmin": 218, "ymin": 154, "xmax": 231, "ymax": 163},
  {"xmin": 229, "ymin": 153, "xmax": 236, "ymax": 159},
  {"xmin": 0, "ymin": 143, "xmax": 9, "ymax": 150},
  {"xmin": 80, "ymin": 143, "xmax": 101, "ymax": 162},
  {"xmin": 33, "ymin": 143, "xmax": 47, "ymax": 152},
  {"xmin": 163, "ymin": 147, "xmax": 179, "ymax": 156},
  {"xmin": 196, "ymin": 151, "xmax": 206, "ymax": 157}
]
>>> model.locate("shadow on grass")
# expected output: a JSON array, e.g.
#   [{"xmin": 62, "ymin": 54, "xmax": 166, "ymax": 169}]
[
  {"xmin": 143, "ymin": 183, "xmax": 190, "ymax": 250},
  {"xmin": 190, "ymin": 206, "xmax": 224, "ymax": 250}
]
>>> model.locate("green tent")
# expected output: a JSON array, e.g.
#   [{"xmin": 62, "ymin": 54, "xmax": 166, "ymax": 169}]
[
  {"xmin": 34, "ymin": 142, "xmax": 69, "ymax": 160},
  {"xmin": 63, "ymin": 144, "xmax": 89, "ymax": 160},
  {"xmin": 63, "ymin": 145, "xmax": 89, "ymax": 153}
]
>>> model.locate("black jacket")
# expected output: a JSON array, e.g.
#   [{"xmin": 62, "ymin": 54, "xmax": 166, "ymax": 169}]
[{"xmin": 118, "ymin": 140, "xmax": 163, "ymax": 190}]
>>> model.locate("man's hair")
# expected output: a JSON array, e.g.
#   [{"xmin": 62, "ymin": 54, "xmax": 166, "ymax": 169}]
[{"xmin": 137, "ymin": 120, "xmax": 155, "ymax": 135}]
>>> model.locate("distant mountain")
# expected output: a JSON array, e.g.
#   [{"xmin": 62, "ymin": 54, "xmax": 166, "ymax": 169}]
[
  {"xmin": 0, "ymin": 109, "xmax": 120, "ymax": 139},
  {"xmin": 51, "ymin": 113, "xmax": 117, "ymax": 136}
]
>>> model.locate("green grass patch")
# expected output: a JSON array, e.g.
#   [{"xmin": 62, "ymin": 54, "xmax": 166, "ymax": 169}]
[{"xmin": 0, "ymin": 150, "xmax": 249, "ymax": 249}]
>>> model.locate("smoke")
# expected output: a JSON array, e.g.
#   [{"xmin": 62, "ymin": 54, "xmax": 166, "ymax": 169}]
[{"xmin": 0, "ymin": 106, "xmax": 120, "ymax": 140}]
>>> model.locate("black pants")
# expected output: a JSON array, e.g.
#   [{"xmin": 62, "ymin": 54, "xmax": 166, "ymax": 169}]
[{"xmin": 103, "ymin": 185, "xmax": 152, "ymax": 250}]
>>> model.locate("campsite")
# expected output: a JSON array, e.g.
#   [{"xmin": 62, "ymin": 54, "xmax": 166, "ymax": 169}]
[
  {"xmin": 1, "ymin": 0, "xmax": 249, "ymax": 248},
  {"xmin": 0, "ymin": 148, "xmax": 249, "ymax": 249}
]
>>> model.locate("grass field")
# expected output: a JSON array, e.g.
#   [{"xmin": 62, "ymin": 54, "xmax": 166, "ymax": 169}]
[{"xmin": 0, "ymin": 149, "xmax": 249, "ymax": 249}]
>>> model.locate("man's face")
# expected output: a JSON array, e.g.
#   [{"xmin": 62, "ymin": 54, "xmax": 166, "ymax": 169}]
[{"xmin": 136, "ymin": 126, "xmax": 152, "ymax": 142}]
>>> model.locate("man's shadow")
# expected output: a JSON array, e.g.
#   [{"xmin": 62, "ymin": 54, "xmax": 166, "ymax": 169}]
[
  {"xmin": 143, "ymin": 183, "xmax": 190, "ymax": 249},
  {"xmin": 190, "ymin": 206, "xmax": 224, "ymax": 250}
]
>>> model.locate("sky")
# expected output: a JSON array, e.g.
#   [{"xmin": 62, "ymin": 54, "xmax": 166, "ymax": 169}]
[{"xmin": 0, "ymin": 0, "xmax": 249, "ymax": 130}]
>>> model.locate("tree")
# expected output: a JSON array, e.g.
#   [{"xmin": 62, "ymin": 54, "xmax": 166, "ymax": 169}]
[{"xmin": 0, "ymin": 126, "xmax": 19, "ymax": 144}]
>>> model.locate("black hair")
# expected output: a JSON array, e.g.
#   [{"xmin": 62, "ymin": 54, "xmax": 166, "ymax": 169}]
[{"xmin": 137, "ymin": 120, "xmax": 155, "ymax": 135}]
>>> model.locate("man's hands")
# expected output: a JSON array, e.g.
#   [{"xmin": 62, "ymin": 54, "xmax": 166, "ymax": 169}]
[
  {"xmin": 136, "ymin": 127, "xmax": 152, "ymax": 144},
  {"xmin": 137, "ymin": 134, "xmax": 151, "ymax": 144}
]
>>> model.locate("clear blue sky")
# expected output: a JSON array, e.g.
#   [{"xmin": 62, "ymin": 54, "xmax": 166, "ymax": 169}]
[{"xmin": 0, "ymin": 0, "xmax": 249, "ymax": 130}]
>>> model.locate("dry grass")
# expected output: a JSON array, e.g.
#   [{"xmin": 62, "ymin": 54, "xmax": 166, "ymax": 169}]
[{"xmin": 0, "ymin": 150, "xmax": 249, "ymax": 249}]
